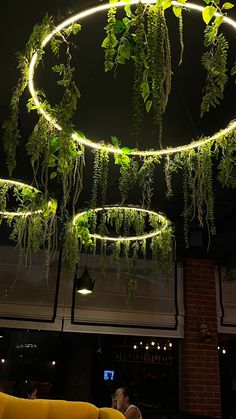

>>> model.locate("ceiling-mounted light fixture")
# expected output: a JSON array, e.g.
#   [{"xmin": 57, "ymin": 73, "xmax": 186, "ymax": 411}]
[{"xmin": 75, "ymin": 265, "xmax": 95, "ymax": 295}]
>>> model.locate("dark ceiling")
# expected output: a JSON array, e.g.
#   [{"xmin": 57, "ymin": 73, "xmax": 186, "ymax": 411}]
[{"xmin": 1, "ymin": 0, "xmax": 236, "ymax": 262}]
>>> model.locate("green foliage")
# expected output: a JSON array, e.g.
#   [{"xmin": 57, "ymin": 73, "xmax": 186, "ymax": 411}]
[
  {"xmin": 63, "ymin": 207, "xmax": 174, "ymax": 291},
  {"xmin": 0, "ymin": 181, "xmax": 57, "ymax": 270},
  {"xmin": 181, "ymin": 144, "xmax": 216, "ymax": 247},
  {"xmin": 3, "ymin": 14, "xmax": 55, "ymax": 176},
  {"xmin": 103, "ymin": 7, "xmax": 118, "ymax": 72},
  {"xmin": 138, "ymin": 157, "xmax": 156, "ymax": 208},
  {"xmin": 151, "ymin": 229, "xmax": 174, "ymax": 274},
  {"xmin": 201, "ymin": 26, "xmax": 228, "ymax": 117},
  {"xmin": 216, "ymin": 131, "xmax": 236, "ymax": 188}
]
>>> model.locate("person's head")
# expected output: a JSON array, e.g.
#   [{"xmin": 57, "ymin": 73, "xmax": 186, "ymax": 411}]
[
  {"xmin": 27, "ymin": 383, "xmax": 37, "ymax": 400},
  {"xmin": 114, "ymin": 386, "xmax": 133, "ymax": 410}
]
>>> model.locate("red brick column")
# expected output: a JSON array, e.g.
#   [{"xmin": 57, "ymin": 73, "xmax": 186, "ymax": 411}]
[{"xmin": 181, "ymin": 258, "xmax": 221, "ymax": 418}]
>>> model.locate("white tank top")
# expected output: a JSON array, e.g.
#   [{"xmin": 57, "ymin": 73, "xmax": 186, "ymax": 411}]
[{"xmin": 124, "ymin": 404, "xmax": 143, "ymax": 419}]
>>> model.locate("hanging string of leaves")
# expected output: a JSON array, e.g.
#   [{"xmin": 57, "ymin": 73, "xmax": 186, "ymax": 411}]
[
  {"xmin": 3, "ymin": 14, "xmax": 83, "ymax": 214},
  {"xmin": 181, "ymin": 143, "xmax": 216, "ymax": 247},
  {"xmin": 63, "ymin": 207, "xmax": 174, "ymax": 282},
  {"xmin": 201, "ymin": 24, "xmax": 229, "ymax": 117},
  {"xmin": 0, "ymin": 181, "xmax": 57, "ymax": 272}
]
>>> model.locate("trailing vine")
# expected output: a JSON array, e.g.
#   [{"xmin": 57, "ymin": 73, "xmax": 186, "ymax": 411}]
[
  {"xmin": 0, "ymin": 181, "xmax": 57, "ymax": 271},
  {"xmin": 3, "ymin": 13, "xmax": 83, "ymax": 214},
  {"xmin": 201, "ymin": 25, "xmax": 229, "ymax": 117},
  {"xmin": 64, "ymin": 207, "xmax": 174, "ymax": 295},
  {"xmin": 181, "ymin": 143, "xmax": 216, "ymax": 247}
]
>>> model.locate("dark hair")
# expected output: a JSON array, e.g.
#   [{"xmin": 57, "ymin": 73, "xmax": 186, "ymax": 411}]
[
  {"xmin": 119, "ymin": 386, "xmax": 135, "ymax": 404},
  {"xmin": 27, "ymin": 382, "xmax": 37, "ymax": 397}
]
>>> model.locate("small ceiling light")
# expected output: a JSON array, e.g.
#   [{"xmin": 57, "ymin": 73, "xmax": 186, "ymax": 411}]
[
  {"xmin": 169, "ymin": 342, "xmax": 173, "ymax": 348},
  {"xmin": 75, "ymin": 265, "xmax": 95, "ymax": 295},
  {"xmin": 151, "ymin": 341, "xmax": 155, "ymax": 346},
  {"xmin": 51, "ymin": 361, "xmax": 56, "ymax": 366},
  {"xmin": 222, "ymin": 348, "xmax": 226, "ymax": 355},
  {"xmin": 157, "ymin": 344, "xmax": 160, "ymax": 350},
  {"xmin": 164, "ymin": 346, "xmax": 167, "ymax": 351},
  {"xmin": 0, "ymin": 335, "xmax": 3, "ymax": 339},
  {"xmin": 218, "ymin": 346, "xmax": 220, "ymax": 350},
  {"xmin": 133, "ymin": 345, "xmax": 137, "ymax": 350},
  {"xmin": 145, "ymin": 345, "xmax": 149, "ymax": 350},
  {"xmin": 1, "ymin": 359, "xmax": 6, "ymax": 364},
  {"xmin": 139, "ymin": 341, "xmax": 143, "ymax": 346}
]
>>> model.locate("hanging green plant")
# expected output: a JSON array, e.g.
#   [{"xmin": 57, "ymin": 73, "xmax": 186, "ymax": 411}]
[
  {"xmin": 3, "ymin": 0, "xmax": 236, "ymax": 267},
  {"xmin": 3, "ymin": 12, "xmax": 83, "ymax": 213},
  {"xmin": 0, "ymin": 179, "xmax": 57, "ymax": 271},
  {"xmin": 181, "ymin": 142, "xmax": 216, "ymax": 247},
  {"xmin": 63, "ymin": 206, "xmax": 174, "ymax": 278}
]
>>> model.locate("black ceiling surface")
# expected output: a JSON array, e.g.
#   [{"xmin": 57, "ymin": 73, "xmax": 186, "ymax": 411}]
[{"xmin": 1, "ymin": 0, "xmax": 236, "ymax": 261}]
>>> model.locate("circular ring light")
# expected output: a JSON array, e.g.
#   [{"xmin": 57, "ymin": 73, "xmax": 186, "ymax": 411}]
[
  {"xmin": 0, "ymin": 178, "xmax": 50, "ymax": 217},
  {"xmin": 28, "ymin": 1, "xmax": 236, "ymax": 156},
  {"xmin": 73, "ymin": 206, "xmax": 170, "ymax": 241}
]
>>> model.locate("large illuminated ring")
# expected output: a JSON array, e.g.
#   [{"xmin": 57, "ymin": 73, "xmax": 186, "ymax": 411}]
[
  {"xmin": 0, "ymin": 179, "xmax": 48, "ymax": 217},
  {"xmin": 73, "ymin": 206, "xmax": 170, "ymax": 241},
  {"xmin": 28, "ymin": 1, "xmax": 236, "ymax": 156}
]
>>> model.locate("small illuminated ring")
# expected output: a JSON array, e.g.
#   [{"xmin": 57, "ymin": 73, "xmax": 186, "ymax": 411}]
[
  {"xmin": 73, "ymin": 206, "xmax": 170, "ymax": 241},
  {"xmin": 28, "ymin": 1, "xmax": 236, "ymax": 156},
  {"xmin": 0, "ymin": 178, "xmax": 46, "ymax": 217}
]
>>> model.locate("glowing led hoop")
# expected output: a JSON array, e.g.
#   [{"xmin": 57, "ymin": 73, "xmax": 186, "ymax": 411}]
[
  {"xmin": 73, "ymin": 206, "xmax": 169, "ymax": 241},
  {"xmin": 28, "ymin": 1, "xmax": 236, "ymax": 156},
  {"xmin": 0, "ymin": 179, "xmax": 46, "ymax": 217}
]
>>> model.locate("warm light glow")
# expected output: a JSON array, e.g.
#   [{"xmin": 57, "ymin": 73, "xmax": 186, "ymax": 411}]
[
  {"xmin": 0, "ymin": 179, "xmax": 53, "ymax": 218},
  {"xmin": 145, "ymin": 345, "xmax": 149, "ymax": 350},
  {"xmin": 133, "ymin": 345, "xmax": 137, "ymax": 349},
  {"xmin": 28, "ymin": 2, "xmax": 236, "ymax": 157},
  {"xmin": 77, "ymin": 288, "xmax": 93, "ymax": 295},
  {"xmin": 1, "ymin": 359, "xmax": 6, "ymax": 364},
  {"xmin": 169, "ymin": 342, "xmax": 173, "ymax": 348},
  {"xmin": 72, "ymin": 206, "xmax": 169, "ymax": 242},
  {"xmin": 151, "ymin": 341, "xmax": 155, "ymax": 346},
  {"xmin": 157, "ymin": 345, "xmax": 160, "ymax": 350},
  {"xmin": 140, "ymin": 341, "xmax": 143, "ymax": 346},
  {"xmin": 222, "ymin": 348, "xmax": 226, "ymax": 354},
  {"xmin": 51, "ymin": 361, "xmax": 56, "ymax": 366}
]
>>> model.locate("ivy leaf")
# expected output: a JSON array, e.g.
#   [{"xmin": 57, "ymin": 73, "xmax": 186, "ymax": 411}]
[
  {"xmin": 77, "ymin": 130, "xmax": 86, "ymax": 139},
  {"xmin": 124, "ymin": 4, "xmax": 132, "ymax": 17},
  {"xmin": 222, "ymin": 2, "xmax": 234, "ymax": 9},
  {"xmin": 121, "ymin": 147, "xmax": 133, "ymax": 154},
  {"xmin": 162, "ymin": 0, "xmax": 172, "ymax": 10},
  {"xmin": 141, "ymin": 82, "xmax": 150, "ymax": 102},
  {"xmin": 101, "ymin": 36, "xmax": 109, "ymax": 48},
  {"xmin": 48, "ymin": 155, "xmax": 56, "ymax": 168},
  {"xmin": 119, "ymin": 43, "xmax": 131, "ymax": 60},
  {"xmin": 202, "ymin": 0, "xmax": 211, "ymax": 4},
  {"xmin": 173, "ymin": 6, "xmax": 182, "ymax": 17},
  {"xmin": 146, "ymin": 100, "xmax": 152, "ymax": 113},
  {"xmin": 71, "ymin": 23, "xmax": 81, "ymax": 35},
  {"xmin": 122, "ymin": 155, "xmax": 131, "ymax": 167},
  {"xmin": 51, "ymin": 136, "xmax": 58, "ymax": 147},
  {"xmin": 111, "ymin": 135, "xmax": 121, "ymax": 147},
  {"xmin": 114, "ymin": 155, "xmax": 122, "ymax": 165},
  {"xmin": 202, "ymin": 6, "xmax": 216, "ymax": 25},
  {"xmin": 114, "ymin": 20, "xmax": 125, "ymax": 34},
  {"xmin": 50, "ymin": 171, "xmax": 57, "ymax": 180}
]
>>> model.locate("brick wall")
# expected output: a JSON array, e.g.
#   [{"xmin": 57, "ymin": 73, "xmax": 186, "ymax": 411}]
[{"xmin": 181, "ymin": 258, "xmax": 221, "ymax": 418}]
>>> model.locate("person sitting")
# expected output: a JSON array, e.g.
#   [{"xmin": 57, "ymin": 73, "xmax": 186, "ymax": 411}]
[
  {"xmin": 27, "ymin": 382, "xmax": 37, "ymax": 399},
  {"xmin": 112, "ymin": 386, "xmax": 143, "ymax": 419}
]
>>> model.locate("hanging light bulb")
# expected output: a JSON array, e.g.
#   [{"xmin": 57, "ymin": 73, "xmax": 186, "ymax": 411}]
[{"xmin": 75, "ymin": 265, "xmax": 95, "ymax": 295}]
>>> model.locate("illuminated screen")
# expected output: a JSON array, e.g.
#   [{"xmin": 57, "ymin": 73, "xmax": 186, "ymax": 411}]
[{"xmin": 104, "ymin": 370, "xmax": 114, "ymax": 380}]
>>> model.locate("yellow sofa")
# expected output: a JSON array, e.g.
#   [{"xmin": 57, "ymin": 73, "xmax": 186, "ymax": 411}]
[{"xmin": 0, "ymin": 392, "xmax": 125, "ymax": 419}]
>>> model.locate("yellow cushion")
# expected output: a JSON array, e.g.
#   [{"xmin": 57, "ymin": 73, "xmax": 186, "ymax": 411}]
[{"xmin": 0, "ymin": 393, "xmax": 124, "ymax": 419}]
